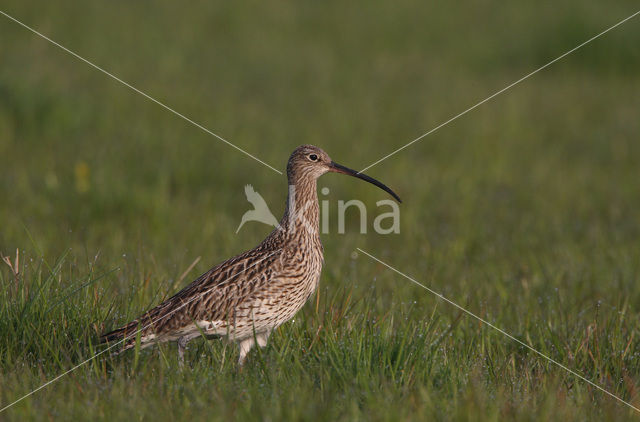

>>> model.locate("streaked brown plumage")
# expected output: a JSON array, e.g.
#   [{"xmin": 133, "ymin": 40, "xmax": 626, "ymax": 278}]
[{"xmin": 101, "ymin": 145, "xmax": 401, "ymax": 365}]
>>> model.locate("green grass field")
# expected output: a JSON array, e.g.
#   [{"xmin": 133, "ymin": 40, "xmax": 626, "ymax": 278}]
[{"xmin": 1, "ymin": 1, "xmax": 640, "ymax": 420}]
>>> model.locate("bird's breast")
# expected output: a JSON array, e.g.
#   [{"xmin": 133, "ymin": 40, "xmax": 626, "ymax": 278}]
[{"xmin": 260, "ymin": 241, "xmax": 324, "ymax": 319}]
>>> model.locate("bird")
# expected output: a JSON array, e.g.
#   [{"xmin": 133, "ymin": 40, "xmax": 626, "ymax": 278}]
[
  {"xmin": 235, "ymin": 184, "xmax": 279, "ymax": 233},
  {"xmin": 100, "ymin": 145, "xmax": 401, "ymax": 366}
]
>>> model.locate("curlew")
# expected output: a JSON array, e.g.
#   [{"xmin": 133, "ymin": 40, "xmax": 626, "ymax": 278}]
[{"xmin": 101, "ymin": 145, "xmax": 401, "ymax": 366}]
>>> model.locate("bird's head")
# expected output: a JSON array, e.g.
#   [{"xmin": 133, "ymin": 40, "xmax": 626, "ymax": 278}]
[{"xmin": 286, "ymin": 144, "xmax": 401, "ymax": 203}]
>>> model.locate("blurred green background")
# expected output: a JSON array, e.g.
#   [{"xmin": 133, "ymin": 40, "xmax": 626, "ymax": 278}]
[{"xmin": 1, "ymin": 1, "xmax": 640, "ymax": 420}]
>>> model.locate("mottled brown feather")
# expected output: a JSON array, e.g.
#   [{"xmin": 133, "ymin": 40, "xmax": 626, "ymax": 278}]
[
  {"xmin": 101, "ymin": 144, "xmax": 398, "ymax": 364},
  {"xmin": 101, "ymin": 145, "xmax": 327, "ymax": 355}
]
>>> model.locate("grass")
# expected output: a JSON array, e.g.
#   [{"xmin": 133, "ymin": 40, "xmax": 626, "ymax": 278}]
[{"xmin": 1, "ymin": 0, "xmax": 640, "ymax": 420}]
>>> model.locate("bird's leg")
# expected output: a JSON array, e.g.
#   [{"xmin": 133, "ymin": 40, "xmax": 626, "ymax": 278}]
[
  {"xmin": 178, "ymin": 336, "xmax": 189, "ymax": 368},
  {"xmin": 237, "ymin": 337, "xmax": 255, "ymax": 366},
  {"xmin": 256, "ymin": 332, "xmax": 270, "ymax": 349},
  {"xmin": 236, "ymin": 332, "xmax": 270, "ymax": 367}
]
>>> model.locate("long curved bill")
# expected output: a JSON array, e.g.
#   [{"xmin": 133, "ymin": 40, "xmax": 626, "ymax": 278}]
[{"xmin": 329, "ymin": 161, "xmax": 402, "ymax": 203}]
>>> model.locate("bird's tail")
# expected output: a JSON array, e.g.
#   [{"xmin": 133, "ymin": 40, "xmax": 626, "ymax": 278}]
[
  {"xmin": 101, "ymin": 299, "xmax": 172, "ymax": 353},
  {"xmin": 100, "ymin": 319, "xmax": 144, "ymax": 352}
]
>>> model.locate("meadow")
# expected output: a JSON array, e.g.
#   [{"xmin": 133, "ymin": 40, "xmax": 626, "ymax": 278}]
[{"xmin": 1, "ymin": 1, "xmax": 640, "ymax": 420}]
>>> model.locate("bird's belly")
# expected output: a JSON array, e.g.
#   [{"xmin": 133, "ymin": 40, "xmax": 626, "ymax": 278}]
[
  {"xmin": 230, "ymin": 264, "xmax": 322, "ymax": 338},
  {"xmin": 272, "ymin": 270, "xmax": 322, "ymax": 322}
]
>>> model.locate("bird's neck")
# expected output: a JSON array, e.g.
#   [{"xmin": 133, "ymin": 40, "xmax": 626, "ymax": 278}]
[{"xmin": 279, "ymin": 177, "xmax": 320, "ymax": 238}]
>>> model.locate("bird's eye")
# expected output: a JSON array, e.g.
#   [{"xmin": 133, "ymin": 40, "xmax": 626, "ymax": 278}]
[{"xmin": 308, "ymin": 154, "xmax": 318, "ymax": 161}]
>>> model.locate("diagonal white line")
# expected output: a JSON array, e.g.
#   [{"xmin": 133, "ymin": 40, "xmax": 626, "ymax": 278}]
[
  {"xmin": 0, "ymin": 250, "xmax": 280, "ymax": 414},
  {"xmin": 359, "ymin": 9, "xmax": 640, "ymax": 173},
  {"xmin": 0, "ymin": 9, "xmax": 282, "ymax": 175},
  {"xmin": 356, "ymin": 247, "xmax": 640, "ymax": 413}
]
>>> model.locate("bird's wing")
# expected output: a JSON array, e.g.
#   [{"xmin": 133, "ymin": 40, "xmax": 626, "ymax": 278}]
[{"xmin": 101, "ymin": 247, "xmax": 282, "ymax": 347}]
